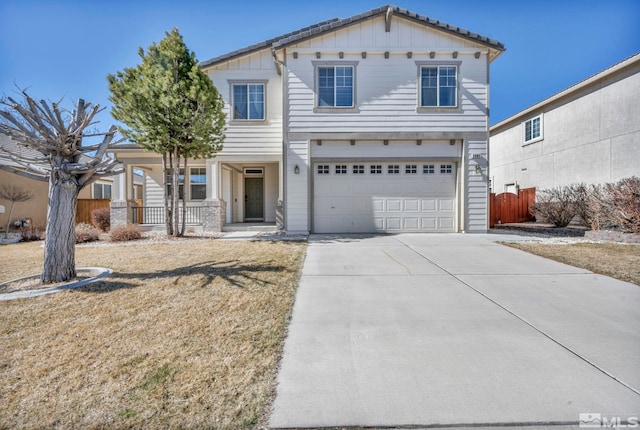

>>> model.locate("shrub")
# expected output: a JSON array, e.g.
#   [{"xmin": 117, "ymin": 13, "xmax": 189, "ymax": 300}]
[
  {"xmin": 20, "ymin": 223, "xmax": 45, "ymax": 242},
  {"xmin": 91, "ymin": 207, "xmax": 111, "ymax": 232},
  {"xmin": 75, "ymin": 223, "xmax": 101, "ymax": 243},
  {"xmin": 531, "ymin": 186, "xmax": 575, "ymax": 227},
  {"xmin": 110, "ymin": 224, "xmax": 142, "ymax": 242}
]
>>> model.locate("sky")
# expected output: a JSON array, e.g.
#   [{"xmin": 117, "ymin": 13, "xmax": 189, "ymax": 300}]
[{"xmin": 1, "ymin": 0, "xmax": 638, "ymax": 131}]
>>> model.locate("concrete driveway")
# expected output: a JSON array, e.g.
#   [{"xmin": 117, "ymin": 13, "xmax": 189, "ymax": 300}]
[{"xmin": 270, "ymin": 234, "xmax": 640, "ymax": 428}]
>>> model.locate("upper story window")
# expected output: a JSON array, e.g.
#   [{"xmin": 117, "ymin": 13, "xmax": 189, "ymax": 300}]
[
  {"xmin": 524, "ymin": 115, "xmax": 543, "ymax": 144},
  {"xmin": 231, "ymin": 82, "xmax": 265, "ymax": 120},
  {"xmin": 318, "ymin": 66, "xmax": 353, "ymax": 107},
  {"xmin": 314, "ymin": 62, "xmax": 358, "ymax": 110},
  {"xmin": 419, "ymin": 65, "xmax": 458, "ymax": 108}
]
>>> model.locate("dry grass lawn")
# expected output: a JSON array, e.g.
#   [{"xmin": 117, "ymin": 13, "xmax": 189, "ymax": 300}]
[
  {"xmin": 0, "ymin": 238, "xmax": 306, "ymax": 429},
  {"xmin": 505, "ymin": 242, "xmax": 640, "ymax": 285}
]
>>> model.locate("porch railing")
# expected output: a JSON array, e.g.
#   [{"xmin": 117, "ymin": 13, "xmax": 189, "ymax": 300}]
[{"xmin": 131, "ymin": 206, "xmax": 203, "ymax": 225}]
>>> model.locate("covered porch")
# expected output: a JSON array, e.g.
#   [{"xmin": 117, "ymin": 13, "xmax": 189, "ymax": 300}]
[{"xmin": 109, "ymin": 152, "xmax": 282, "ymax": 232}]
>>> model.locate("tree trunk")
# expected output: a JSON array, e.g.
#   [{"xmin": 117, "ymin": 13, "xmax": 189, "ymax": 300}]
[
  {"xmin": 42, "ymin": 170, "xmax": 80, "ymax": 283},
  {"xmin": 172, "ymin": 146, "xmax": 180, "ymax": 237},
  {"xmin": 162, "ymin": 153, "xmax": 173, "ymax": 236},
  {"xmin": 4, "ymin": 201, "xmax": 15, "ymax": 239},
  {"xmin": 180, "ymin": 158, "xmax": 188, "ymax": 236}
]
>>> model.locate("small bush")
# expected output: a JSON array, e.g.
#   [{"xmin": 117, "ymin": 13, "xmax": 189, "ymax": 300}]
[
  {"xmin": 75, "ymin": 223, "xmax": 101, "ymax": 243},
  {"xmin": 587, "ymin": 177, "xmax": 640, "ymax": 233},
  {"xmin": 532, "ymin": 186, "xmax": 575, "ymax": 227},
  {"xmin": 110, "ymin": 224, "xmax": 142, "ymax": 242},
  {"xmin": 91, "ymin": 207, "xmax": 111, "ymax": 232},
  {"xmin": 20, "ymin": 224, "xmax": 45, "ymax": 242}
]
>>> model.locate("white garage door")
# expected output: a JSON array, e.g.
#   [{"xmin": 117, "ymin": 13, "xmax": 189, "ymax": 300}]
[{"xmin": 313, "ymin": 161, "xmax": 457, "ymax": 233}]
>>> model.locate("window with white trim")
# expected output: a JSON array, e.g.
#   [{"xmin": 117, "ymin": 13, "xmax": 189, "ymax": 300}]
[
  {"xmin": 524, "ymin": 115, "xmax": 543, "ymax": 143},
  {"xmin": 420, "ymin": 65, "xmax": 457, "ymax": 107},
  {"xmin": 232, "ymin": 83, "xmax": 265, "ymax": 120},
  {"xmin": 317, "ymin": 165, "xmax": 330, "ymax": 174},
  {"xmin": 318, "ymin": 65, "xmax": 354, "ymax": 107},
  {"xmin": 388, "ymin": 165, "xmax": 400, "ymax": 174},
  {"xmin": 352, "ymin": 165, "xmax": 365, "ymax": 174},
  {"xmin": 189, "ymin": 167, "xmax": 206, "ymax": 200},
  {"xmin": 440, "ymin": 164, "xmax": 453, "ymax": 174},
  {"xmin": 405, "ymin": 165, "xmax": 417, "ymax": 174},
  {"xmin": 335, "ymin": 165, "xmax": 347, "ymax": 174},
  {"xmin": 423, "ymin": 164, "xmax": 435, "ymax": 174},
  {"xmin": 370, "ymin": 165, "xmax": 382, "ymax": 174}
]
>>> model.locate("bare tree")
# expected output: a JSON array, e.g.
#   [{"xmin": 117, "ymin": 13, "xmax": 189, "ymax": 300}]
[
  {"xmin": 0, "ymin": 184, "xmax": 34, "ymax": 239},
  {"xmin": 0, "ymin": 91, "xmax": 122, "ymax": 283}
]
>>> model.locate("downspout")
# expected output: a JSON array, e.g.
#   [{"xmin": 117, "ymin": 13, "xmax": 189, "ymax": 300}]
[{"xmin": 273, "ymin": 46, "xmax": 287, "ymax": 231}]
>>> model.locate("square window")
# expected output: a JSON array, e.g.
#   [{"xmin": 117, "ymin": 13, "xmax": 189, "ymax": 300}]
[
  {"xmin": 524, "ymin": 115, "xmax": 543, "ymax": 143},
  {"xmin": 420, "ymin": 66, "xmax": 457, "ymax": 107},
  {"xmin": 388, "ymin": 165, "xmax": 400, "ymax": 174},
  {"xmin": 440, "ymin": 164, "xmax": 453, "ymax": 174},
  {"xmin": 405, "ymin": 164, "xmax": 417, "ymax": 174},
  {"xmin": 232, "ymin": 83, "xmax": 265, "ymax": 120},
  {"xmin": 318, "ymin": 65, "xmax": 354, "ymax": 107},
  {"xmin": 423, "ymin": 164, "xmax": 435, "ymax": 174},
  {"xmin": 317, "ymin": 165, "xmax": 330, "ymax": 174},
  {"xmin": 352, "ymin": 165, "xmax": 364, "ymax": 174},
  {"xmin": 335, "ymin": 165, "xmax": 347, "ymax": 174},
  {"xmin": 370, "ymin": 165, "xmax": 382, "ymax": 174}
]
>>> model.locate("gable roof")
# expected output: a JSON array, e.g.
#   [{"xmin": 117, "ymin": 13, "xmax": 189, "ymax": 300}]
[
  {"xmin": 491, "ymin": 51, "xmax": 640, "ymax": 134},
  {"xmin": 201, "ymin": 5, "xmax": 505, "ymax": 68}
]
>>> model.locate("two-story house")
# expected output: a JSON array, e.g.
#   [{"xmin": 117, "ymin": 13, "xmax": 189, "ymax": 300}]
[{"xmin": 110, "ymin": 5, "xmax": 505, "ymax": 234}]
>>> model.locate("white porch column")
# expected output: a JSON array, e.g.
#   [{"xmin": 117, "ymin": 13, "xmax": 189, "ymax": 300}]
[
  {"xmin": 110, "ymin": 162, "xmax": 131, "ymax": 227},
  {"xmin": 207, "ymin": 160, "xmax": 219, "ymax": 200}
]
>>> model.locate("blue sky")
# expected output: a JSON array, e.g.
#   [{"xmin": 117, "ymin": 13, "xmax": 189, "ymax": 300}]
[{"xmin": 1, "ymin": 0, "xmax": 638, "ymax": 130}]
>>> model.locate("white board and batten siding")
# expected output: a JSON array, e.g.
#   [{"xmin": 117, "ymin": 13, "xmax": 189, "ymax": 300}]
[
  {"xmin": 207, "ymin": 50, "xmax": 283, "ymax": 157},
  {"xmin": 283, "ymin": 14, "xmax": 492, "ymax": 233},
  {"xmin": 285, "ymin": 16, "xmax": 489, "ymax": 136}
]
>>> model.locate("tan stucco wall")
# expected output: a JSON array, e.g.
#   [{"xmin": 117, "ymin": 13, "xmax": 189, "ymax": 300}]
[{"xmin": 0, "ymin": 170, "xmax": 49, "ymax": 233}]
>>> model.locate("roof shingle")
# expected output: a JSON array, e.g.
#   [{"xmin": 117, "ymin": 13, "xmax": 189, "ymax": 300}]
[{"xmin": 200, "ymin": 5, "xmax": 505, "ymax": 68}]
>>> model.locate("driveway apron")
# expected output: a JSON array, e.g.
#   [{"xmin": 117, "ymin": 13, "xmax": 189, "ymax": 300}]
[{"xmin": 270, "ymin": 234, "xmax": 640, "ymax": 428}]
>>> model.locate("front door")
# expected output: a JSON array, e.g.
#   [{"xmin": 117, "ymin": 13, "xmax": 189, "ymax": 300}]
[{"xmin": 245, "ymin": 177, "xmax": 264, "ymax": 221}]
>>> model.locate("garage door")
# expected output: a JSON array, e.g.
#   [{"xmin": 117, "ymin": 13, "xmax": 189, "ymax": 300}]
[{"xmin": 313, "ymin": 162, "xmax": 457, "ymax": 233}]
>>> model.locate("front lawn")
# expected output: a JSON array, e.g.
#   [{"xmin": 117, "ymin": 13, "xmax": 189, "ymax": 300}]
[
  {"xmin": 0, "ymin": 238, "xmax": 306, "ymax": 429},
  {"xmin": 504, "ymin": 242, "xmax": 640, "ymax": 285}
]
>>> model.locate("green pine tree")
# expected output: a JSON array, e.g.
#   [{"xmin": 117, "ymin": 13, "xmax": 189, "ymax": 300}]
[{"xmin": 108, "ymin": 28, "xmax": 225, "ymax": 236}]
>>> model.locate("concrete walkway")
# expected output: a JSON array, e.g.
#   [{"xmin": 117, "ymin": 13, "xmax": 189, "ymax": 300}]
[{"xmin": 270, "ymin": 234, "xmax": 640, "ymax": 428}]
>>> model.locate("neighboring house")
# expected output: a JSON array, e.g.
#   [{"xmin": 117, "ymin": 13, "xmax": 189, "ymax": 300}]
[
  {"xmin": 111, "ymin": 5, "xmax": 505, "ymax": 233},
  {"xmin": 0, "ymin": 133, "xmax": 49, "ymax": 232},
  {"xmin": 490, "ymin": 52, "xmax": 640, "ymax": 194}
]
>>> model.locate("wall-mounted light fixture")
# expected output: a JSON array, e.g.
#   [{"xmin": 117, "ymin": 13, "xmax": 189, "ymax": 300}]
[
  {"xmin": 475, "ymin": 164, "xmax": 481, "ymax": 175},
  {"xmin": 294, "ymin": 165, "xmax": 300, "ymax": 174}
]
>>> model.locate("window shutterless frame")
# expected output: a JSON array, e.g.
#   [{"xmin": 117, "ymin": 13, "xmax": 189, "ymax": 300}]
[
  {"xmin": 228, "ymin": 80, "xmax": 268, "ymax": 122},
  {"xmin": 523, "ymin": 114, "xmax": 543, "ymax": 144},
  {"xmin": 313, "ymin": 61, "xmax": 358, "ymax": 112},
  {"xmin": 415, "ymin": 61, "xmax": 461, "ymax": 111}
]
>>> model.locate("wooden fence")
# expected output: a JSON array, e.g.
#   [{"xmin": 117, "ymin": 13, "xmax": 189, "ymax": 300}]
[
  {"xmin": 76, "ymin": 199, "xmax": 110, "ymax": 225},
  {"xmin": 490, "ymin": 187, "xmax": 536, "ymax": 227}
]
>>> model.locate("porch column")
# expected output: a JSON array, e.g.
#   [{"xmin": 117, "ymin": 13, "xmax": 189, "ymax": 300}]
[
  {"xmin": 110, "ymin": 164, "xmax": 131, "ymax": 228},
  {"xmin": 276, "ymin": 158, "xmax": 284, "ymax": 230},
  {"xmin": 202, "ymin": 160, "xmax": 225, "ymax": 232}
]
